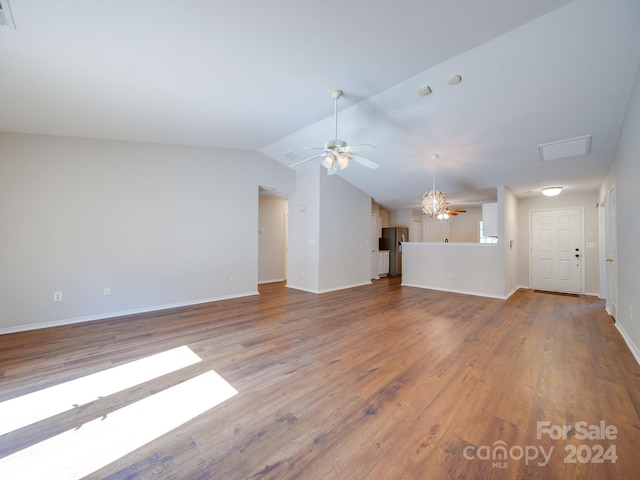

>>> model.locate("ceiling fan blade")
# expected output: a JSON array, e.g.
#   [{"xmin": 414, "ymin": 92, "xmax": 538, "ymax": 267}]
[
  {"xmin": 449, "ymin": 209, "xmax": 467, "ymax": 213},
  {"xmin": 446, "ymin": 211, "xmax": 459, "ymax": 216},
  {"xmin": 343, "ymin": 143, "xmax": 377, "ymax": 153},
  {"xmin": 350, "ymin": 153, "xmax": 380, "ymax": 169},
  {"xmin": 302, "ymin": 146, "xmax": 325, "ymax": 150},
  {"xmin": 288, "ymin": 153, "xmax": 326, "ymax": 168}
]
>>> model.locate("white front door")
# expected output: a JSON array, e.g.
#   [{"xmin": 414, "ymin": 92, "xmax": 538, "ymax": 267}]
[{"xmin": 531, "ymin": 208, "xmax": 583, "ymax": 294}]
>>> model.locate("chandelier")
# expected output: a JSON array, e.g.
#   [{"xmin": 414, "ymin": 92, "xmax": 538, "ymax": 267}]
[
  {"xmin": 421, "ymin": 153, "xmax": 449, "ymax": 218},
  {"xmin": 422, "ymin": 190, "xmax": 448, "ymax": 217}
]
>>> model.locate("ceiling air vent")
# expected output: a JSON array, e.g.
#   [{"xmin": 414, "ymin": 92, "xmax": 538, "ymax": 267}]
[
  {"xmin": 0, "ymin": 0, "xmax": 16, "ymax": 29},
  {"xmin": 538, "ymin": 134, "xmax": 592, "ymax": 162}
]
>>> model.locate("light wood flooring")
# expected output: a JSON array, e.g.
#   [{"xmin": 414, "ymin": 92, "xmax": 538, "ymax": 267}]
[{"xmin": 1, "ymin": 278, "xmax": 639, "ymax": 479}]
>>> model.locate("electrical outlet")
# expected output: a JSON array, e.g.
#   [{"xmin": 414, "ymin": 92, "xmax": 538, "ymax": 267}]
[
  {"xmin": 53, "ymin": 292, "xmax": 62, "ymax": 302},
  {"xmin": 230, "ymin": 275, "xmax": 236, "ymax": 283},
  {"xmin": 104, "ymin": 287, "xmax": 111, "ymax": 296}
]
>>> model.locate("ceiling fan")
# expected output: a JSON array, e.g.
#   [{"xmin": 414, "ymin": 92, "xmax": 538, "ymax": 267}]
[
  {"xmin": 441, "ymin": 207, "xmax": 467, "ymax": 216},
  {"xmin": 288, "ymin": 89, "xmax": 380, "ymax": 175}
]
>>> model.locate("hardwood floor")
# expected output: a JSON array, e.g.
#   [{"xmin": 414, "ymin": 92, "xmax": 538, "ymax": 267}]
[{"xmin": 1, "ymin": 278, "xmax": 639, "ymax": 479}]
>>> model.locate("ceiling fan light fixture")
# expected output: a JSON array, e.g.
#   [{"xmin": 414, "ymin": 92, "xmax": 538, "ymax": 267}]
[
  {"xmin": 291, "ymin": 89, "xmax": 379, "ymax": 172},
  {"xmin": 321, "ymin": 155, "xmax": 335, "ymax": 169},
  {"xmin": 437, "ymin": 213, "xmax": 449, "ymax": 220},
  {"xmin": 542, "ymin": 186, "xmax": 563, "ymax": 196},
  {"xmin": 327, "ymin": 161, "xmax": 339, "ymax": 175},
  {"xmin": 337, "ymin": 154, "xmax": 350, "ymax": 169}
]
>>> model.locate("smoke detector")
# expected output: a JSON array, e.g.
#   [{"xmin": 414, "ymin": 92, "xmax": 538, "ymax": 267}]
[
  {"xmin": 418, "ymin": 85, "xmax": 433, "ymax": 97},
  {"xmin": 448, "ymin": 74, "xmax": 462, "ymax": 85}
]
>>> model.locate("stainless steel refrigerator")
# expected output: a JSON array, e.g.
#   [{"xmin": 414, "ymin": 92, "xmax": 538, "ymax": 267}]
[{"xmin": 379, "ymin": 227, "xmax": 409, "ymax": 276}]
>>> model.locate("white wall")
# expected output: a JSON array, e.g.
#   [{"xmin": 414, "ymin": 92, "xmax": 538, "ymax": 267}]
[
  {"xmin": 422, "ymin": 206, "xmax": 483, "ymax": 243},
  {"xmin": 402, "ymin": 243, "xmax": 506, "ymax": 298},
  {"xmin": 287, "ymin": 165, "xmax": 372, "ymax": 293},
  {"xmin": 516, "ymin": 191, "xmax": 600, "ymax": 294},
  {"xmin": 0, "ymin": 132, "xmax": 295, "ymax": 333},
  {"xmin": 601, "ymin": 62, "xmax": 640, "ymax": 362},
  {"xmin": 389, "ymin": 208, "xmax": 421, "ymax": 242},
  {"xmin": 286, "ymin": 167, "xmax": 321, "ymax": 292},
  {"xmin": 448, "ymin": 206, "xmax": 482, "ymax": 242},
  {"xmin": 503, "ymin": 187, "xmax": 519, "ymax": 295},
  {"xmin": 258, "ymin": 196, "xmax": 288, "ymax": 283},
  {"xmin": 403, "ymin": 187, "xmax": 506, "ymax": 298},
  {"xmin": 319, "ymin": 172, "xmax": 372, "ymax": 292}
]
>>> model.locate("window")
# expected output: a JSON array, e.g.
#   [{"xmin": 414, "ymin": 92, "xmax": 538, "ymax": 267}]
[{"xmin": 478, "ymin": 220, "xmax": 498, "ymax": 244}]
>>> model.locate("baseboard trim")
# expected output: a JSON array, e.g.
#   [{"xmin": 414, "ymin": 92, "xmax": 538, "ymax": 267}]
[
  {"xmin": 400, "ymin": 282, "xmax": 509, "ymax": 300},
  {"xmin": 286, "ymin": 281, "xmax": 372, "ymax": 295},
  {"xmin": 614, "ymin": 322, "xmax": 640, "ymax": 367},
  {"xmin": 0, "ymin": 291, "xmax": 260, "ymax": 336},
  {"xmin": 258, "ymin": 278, "xmax": 286, "ymax": 284}
]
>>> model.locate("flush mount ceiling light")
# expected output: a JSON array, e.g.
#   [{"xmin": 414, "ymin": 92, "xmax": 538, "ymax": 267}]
[{"xmin": 542, "ymin": 186, "xmax": 563, "ymax": 197}]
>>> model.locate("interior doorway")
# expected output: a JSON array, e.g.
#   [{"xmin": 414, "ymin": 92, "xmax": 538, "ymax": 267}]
[
  {"xmin": 258, "ymin": 190, "xmax": 289, "ymax": 284},
  {"xmin": 530, "ymin": 207, "xmax": 584, "ymax": 294}
]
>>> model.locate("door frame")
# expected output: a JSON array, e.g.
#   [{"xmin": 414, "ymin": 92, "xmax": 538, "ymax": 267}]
[
  {"xmin": 529, "ymin": 206, "xmax": 585, "ymax": 294},
  {"xmin": 603, "ymin": 184, "xmax": 617, "ymax": 319}
]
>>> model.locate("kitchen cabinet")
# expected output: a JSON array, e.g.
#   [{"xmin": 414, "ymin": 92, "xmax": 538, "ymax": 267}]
[
  {"xmin": 378, "ymin": 251, "xmax": 390, "ymax": 277},
  {"xmin": 482, "ymin": 203, "xmax": 498, "ymax": 238}
]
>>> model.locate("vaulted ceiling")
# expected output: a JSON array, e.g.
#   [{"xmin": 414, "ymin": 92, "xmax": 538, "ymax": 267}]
[{"xmin": 1, "ymin": 0, "xmax": 639, "ymax": 209}]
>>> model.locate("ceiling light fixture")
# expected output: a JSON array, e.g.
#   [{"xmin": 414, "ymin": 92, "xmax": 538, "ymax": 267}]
[
  {"xmin": 289, "ymin": 89, "xmax": 379, "ymax": 174},
  {"xmin": 421, "ymin": 153, "xmax": 448, "ymax": 217},
  {"xmin": 542, "ymin": 186, "xmax": 563, "ymax": 197}
]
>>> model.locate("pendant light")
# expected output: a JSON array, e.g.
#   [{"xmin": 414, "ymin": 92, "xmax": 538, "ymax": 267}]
[{"xmin": 421, "ymin": 153, "xmax": 448, "ymax": 217}]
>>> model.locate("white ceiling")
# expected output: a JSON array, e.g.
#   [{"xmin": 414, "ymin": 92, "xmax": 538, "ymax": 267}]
[{"xmin": 1, "ymin": 0, "xmax": 639, "ymax": 210}]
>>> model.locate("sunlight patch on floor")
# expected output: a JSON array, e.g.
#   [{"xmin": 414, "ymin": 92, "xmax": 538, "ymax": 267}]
[
  {"xmin": 0, "ymin": 345, "xmax": 202, "ymax": 436},
  {"xmin": 0, "ymin": 370, "xmax": 238, "ymax": 479}
]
